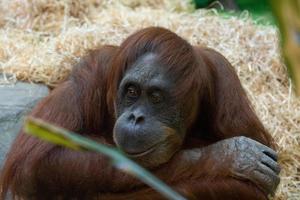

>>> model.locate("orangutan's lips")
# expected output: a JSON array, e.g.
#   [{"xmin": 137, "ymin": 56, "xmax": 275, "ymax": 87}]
[{"xmin": 125, "ymin": 142, "xmax": 162, "ymax": 158}]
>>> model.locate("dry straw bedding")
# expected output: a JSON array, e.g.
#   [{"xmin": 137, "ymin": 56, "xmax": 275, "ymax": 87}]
[{"xmin": 0, "ymin": 0, "xmax": 299, "ymax": 199}]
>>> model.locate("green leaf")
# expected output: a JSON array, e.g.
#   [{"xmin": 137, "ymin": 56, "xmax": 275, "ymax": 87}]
[
  {"xmin": 24, "ymin": 117, "xmax": 186, "ymax": 200},
  {"xmin": 269, "ymin": 0, "xmax": 300, "ymax": 95}
]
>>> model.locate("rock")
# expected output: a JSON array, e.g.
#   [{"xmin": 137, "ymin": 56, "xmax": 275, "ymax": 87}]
[{"xmin": 0, "ymin": 81, "xmax": 49, "ymax": 168}]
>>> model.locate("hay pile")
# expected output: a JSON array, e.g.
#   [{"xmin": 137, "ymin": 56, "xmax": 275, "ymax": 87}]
[{"xmin": 0, "ymin": 0, "xmax": 299, "ymax": 199}]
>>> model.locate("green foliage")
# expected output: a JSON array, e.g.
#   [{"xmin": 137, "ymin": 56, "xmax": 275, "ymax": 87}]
[
  {"xmin": 269, "ymin": 0, "xmax": 300, "ymax": 95},
  {"xmin": 24, "ymin": 117, "xmax": 186, "ymax": 200}
]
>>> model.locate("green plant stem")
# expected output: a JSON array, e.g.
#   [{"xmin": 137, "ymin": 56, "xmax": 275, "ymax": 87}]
[{"xmin": 24, "ymin": 117, "xmax": 186, "ymax": 200}]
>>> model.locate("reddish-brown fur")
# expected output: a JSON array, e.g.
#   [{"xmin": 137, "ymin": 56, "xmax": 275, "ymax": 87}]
[{"xmin": 0, "ymin": 27, "xmax": 273, "ymax": 200}]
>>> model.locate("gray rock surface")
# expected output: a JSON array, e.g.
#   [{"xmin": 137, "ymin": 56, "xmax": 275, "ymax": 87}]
[{"xmin": 0, "ymin": 82, "xmax": 49, "ymax": 168}]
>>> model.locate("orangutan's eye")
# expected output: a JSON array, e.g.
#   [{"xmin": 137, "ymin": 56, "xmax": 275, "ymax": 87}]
[{"xmin": 150, "ymin": 91, "xmax": 163, "ymax": 104}]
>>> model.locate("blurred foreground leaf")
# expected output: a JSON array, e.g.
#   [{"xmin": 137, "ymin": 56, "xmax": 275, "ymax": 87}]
[
  {"xmin": 24, "ymin": 117, "xmax": 186, "ymax": 200},
  {"xmin": 270, "ymin": 0, "xmax": 300, "ymax": 95}
]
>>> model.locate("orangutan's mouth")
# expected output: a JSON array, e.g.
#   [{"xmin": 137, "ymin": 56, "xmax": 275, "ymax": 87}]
[{"xmin": 125, "ymin": 142, "xmax": 162, "ymax": 158}]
